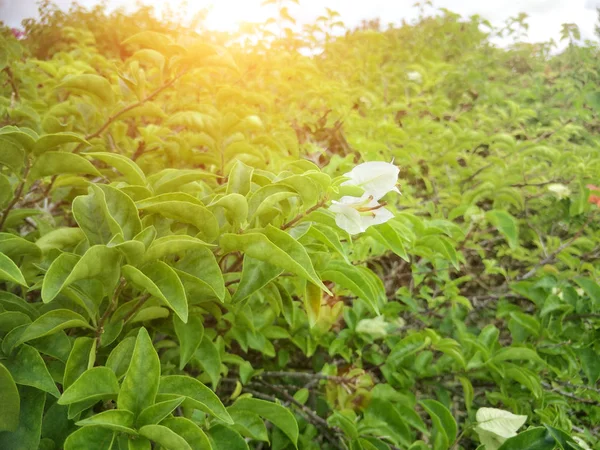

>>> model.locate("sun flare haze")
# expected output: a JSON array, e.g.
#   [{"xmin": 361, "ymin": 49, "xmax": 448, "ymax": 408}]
[{"xmin": 1, "ymin": 0, "xmax": 600, "ymax": 449}]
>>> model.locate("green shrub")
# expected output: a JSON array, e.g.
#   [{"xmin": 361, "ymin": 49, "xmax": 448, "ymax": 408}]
[{"xmin": 0, "ymin": 2, "xmax": 600, "ymax": 449}]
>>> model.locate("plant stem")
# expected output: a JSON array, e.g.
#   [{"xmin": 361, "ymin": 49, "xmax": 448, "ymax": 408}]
[
  {"xmin": 74, "ymin": 70, "xmax": 188, "ymax": 153},
  {"xmin": 122, "ymin": 293, "xmax": 151, "ymax": 324},
  {"xmin": 281, "ymin": 198, "xmax": 327, "ymax": 230},
  {"xmin": 4, "ymin": 67, "xmax": 20, "ymax": 102},
  {"xmin": 95, "ymin": 278, "xmax": 126, "ymax": 349},
  {"xmin": 0, "ymin": 159, "xmax": 30, "ymax": 231}
]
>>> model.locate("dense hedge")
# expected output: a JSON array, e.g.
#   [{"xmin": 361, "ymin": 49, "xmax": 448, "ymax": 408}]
[{"xmin": 1, "ymin": 1, "xmax": 600, "ymax": 449}]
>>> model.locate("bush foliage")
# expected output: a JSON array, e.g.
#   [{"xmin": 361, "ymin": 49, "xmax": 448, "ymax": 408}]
[{"xmin": 1, "ymin": 1, "xmax": 600, "ymax": 449}]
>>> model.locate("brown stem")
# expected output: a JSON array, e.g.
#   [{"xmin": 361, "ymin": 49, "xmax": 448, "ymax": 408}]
[
  {"xmin": 95, "ymin": 278, "xmax": 126, "ymax": 349},
  {"xmin": 519, "ymin": 210, "xmax": 597, "ymax": 281},
  {"xmin": 122, "ymin": 293, "xmax": 151, "ymax": 324},
  {"xmin": 0, "ymin": 159, "xmax": 30, "ymax": 231},
  {"xmin": 281, "ymin": 198, "xmax": 327, "ymax": 230},
  {"xmin": 74, "ymin": 71, "xmax": 188, "ymax": 154},
  {"xmin": 4, "ymin": 67, "xmax": 20, "ymax": 102},
  {"xmin": 259, "ymin": 370, "xmax": 351, "ymax": 383}
]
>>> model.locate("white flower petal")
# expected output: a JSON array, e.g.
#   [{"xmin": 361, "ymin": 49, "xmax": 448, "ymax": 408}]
[{"xmin": 341, "ymin": 161, "xmax": 400, "ymax": 200}]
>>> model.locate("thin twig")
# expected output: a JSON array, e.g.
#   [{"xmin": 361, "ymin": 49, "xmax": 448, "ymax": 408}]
[
  {"xmin": 95, "ymin": 278, "xmax": 127, "ymax": 350},
  {"xmin": 123, "ymin": 293, "xmax": 152, "ymax": 324},
  {"xmin": 259, "ymin": 370, "xmax": 351, "ymax": 383},
  {"xmin": 4, "ymin": 67, "xmax": 20, "ymax": 102},
  {"xmin": 74, "ymin": 71, "xmax": 188, "ymax": 153},
  {"xmin": 541, "ymin": 382, "xmax": 598, "ymax": 405},
  {"xmin": 518, "ymin": 211, "xmax": 596, "ymax": 281},
  {"xmin": 0, "ymin": 159, "xmax": 30, "ymax": 231},
  {"xmin": 281, "ymin": 198, "xmax": 327, "ymax": 230}
]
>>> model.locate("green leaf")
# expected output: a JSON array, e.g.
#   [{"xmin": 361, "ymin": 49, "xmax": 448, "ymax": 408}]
[
  {"xmin": 118, "ymin": 328, "xmax": 160, "ymax": 418},
  {"xmin": 0, "ymin": 139, "xmax": 24, "ymax": 173},
  {"xmin": 148, "ymin": 169, "xmax": 219, "ymax": 194},
  {"xmin": 195, "ymin": 335, "xmax": 221, "ymax": 388},
  {"xmin": 87, "ymin": 152, "xmax": 146, "ymax": 185},
  {"xmin": 136, "ymin": 397, "xmax": 185, "ymax": 427},
  {"xmin": 416, "ymin": 235, "xmax": 460, "ymax": 270},
  {"xmin": 122, "ymin": 262, "xmax": 188, "ymax": 322},
  {"xmin": 32, "ymin": 132, "xmax": 88, "ymax": 155},
  {"xmin": 227, "ymin": 160, "xmax": 254, "ymax": 195},
  {"xmin": 305, "ymin": 223, "xmax": 349, "ymax": 262},
  {"xmin": 58, "ymin": 367, "xmax": 119, "ymax": 405},
  {"xmin": 76, "ymin": 410, "xmax": 136, "ymax": 435},
  {"xmin": 367, "ymin": 222, "xmax": 410, "ymax": 261},
  {"xmin": 0, "ymin": 174, "xmax": 12, "ymax": 208},
  {"xmin": 158, "ymin": 375, "xmax": 233, "ymax": 424},
  {"xmin": 17, "ymin": 309, "xmax": 93, "ymax": 344},
  {"xmin": 231, "ymin": 255, "xmax": 283, "ymax": 303},
  {"xmin": 0, "ymin": 252, "xmax": 28, "ymax": 287},
  {"xmin": 304, "ymin": 281, "xmax": 322, "ymax": 327},
  {"xmin": 366, "ymin": 399, "xmax": 412, "ymax": 447},
  {"xmin": 95, "ymin": 184, "xmax": 142, "ymax": 241},
  {"xmin": 174, "ymin": 315, "xmax": 204, "ymax": 370},
  {"xmin": 459, "ymin": 377, "xmax": 474, "ymax": 411},
  {"xmin": 31, "ymin": 330, "xmax": 72, "ymax": 362},
  {"xmin": 3, "ymin": 345, "xmax": 60, "ymax": 397},
  {"xmin": 576, "ymin": 346, "xmax": 600, "ymax": 385},
  {"xmin": 491, "ymin": 347, "xmax": 544, "ymax": 365},
  {"xmin": 122, "ymin": 30, "xmax": 174, "ymax": 53},
  {"xmin": 30, "ymin": 151, "xmax": 101, "ymax": 179},
  {"xmin": 72, "ymin": 187, "xmax": 117, "ymax": 245},
  {"xmin": 36, "ymin": 228, "xmax": 85, "ymax": 253},
  {"xmin": 173, "ymin": 247, "xmax": 224, "ymax": 301},
  {"xmin": 486, "ymin": 210, "xmax": 519, "ymax": 249},
  {"xmin": 228, "ymin": 409, "xmax": 269, "ymax": 442},
  {"xmin": 230, "ymin": 397, "xmax": 299, "ymax": 446},
  {"xmin": 64, "ymin": 426, "xmax": 116, "ymax": 450},
  {"xmin": 573, "ymin": 277, "xmax": 600, "ymax": 310},
  {"xmin": 139, "ymin": 424, "xmax": 192, "ymax": 450},
  {"xmin": 321, "ymin": 261, "xmax": 384, "ymax": 314},
  {"xmin": 0, "ymin": 363, "xmax": 20, "ymax": 432},
  {"xmin": 0, "ymin": 233, "xmax": 41, "ymax": 260},
  {"xmin": 41, "ymin": 245, "xmax": 122, "ymax": 303},
  {"xmin": 207, "ymin": 424, "xmax": 249, "ymax": 450},
  {"xmin": 161, "ymin": 417, "xmax": 212, "ymax": 450},
  {"xmin": 497, "ymin": 427, "xmax": 556, "ymax": 450},
  {"xmin": 139, "ymin": 200, "xmax": 219, "ymax": 242},
  {"xmin": 0, "ymin": 386, "xmax": 46, "ymax": 450},
  {"xmin": 143, "ymin": 235, "xmax": 213, "ymax": 263},
  {"xmin": 57, "ymin": 74, "xmax": 115, "ymax": 105},
  {"xmin": 106, "ymin": 336, "xmax": 136, "ymax": 379},
  {"xmin": 419, "ymin": 400, "xmax": 457, "ymax": 450},
  {"xmin": 0, "ymin": 291, "xmax": 38, "ymax": 318},
  {"xmin": 64, "ymin": 337, "xmax": 96, "ymax": 390},
  {"xmin": 210, "ymin": 193, "xmax": 248, "ymax": 228},
  {"xmin": 220, "ymin": 226, "xmax": 331, "ymax": 294}
]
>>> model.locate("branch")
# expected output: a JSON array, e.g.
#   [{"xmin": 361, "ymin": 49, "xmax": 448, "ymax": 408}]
[
  {"xmin": 281, "ymin": 198, "xmax": 327, "ymax": 230},
  {"xmin": 122, "ymin": 293, "xmax": 151, "ymax": 324},
  {"xmin": 3, "ymin": 67, "xmax": 20, "ymax": 102},
  {"xmin": 259, "ymin": 370, "xmax": 351, "ymax": 383},
  {"xmin": 95, "ymin": 278, "xmax": 126, "ymax": 349},
  {"xmin": 0, "ymin": 159, "xmax": 30, "ymax": 231},
  {"xmin": 518, "ymin": 211, "xmax": 596, "ymax": 281},
  {"xmin": 541, "ymin": 381, "xmax": 598, "ymax": 405},
  {"xmin": 74, "ymin": 71, "xmax": 188, "ymax": 153}
]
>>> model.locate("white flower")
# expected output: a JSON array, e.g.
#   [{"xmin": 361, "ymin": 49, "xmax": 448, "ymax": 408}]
[
  {"xmin": 547, "ymin": 183, "xmax": 571, "ymax": 199},
  {"xmin": 356, "ymin": 316, "xmax": 389, "ymax": 339},
  {"xmin": 341, "ymin": 161, "xmax": 400, "ymax": 201},
  {"xmin": 407, "ymin": 71, "xmax": 423, "ymax": 83},
  {"xmin": 329, "ymin": 194, "xmax": 394, "ymax": 235},
  {"xmin": 474, "ymin": 407, "xmax": 527, "ymax": 450}
]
